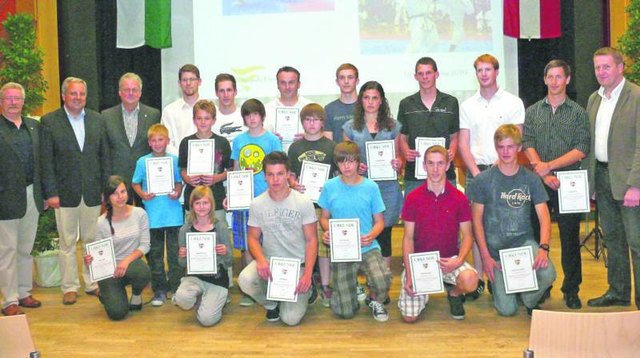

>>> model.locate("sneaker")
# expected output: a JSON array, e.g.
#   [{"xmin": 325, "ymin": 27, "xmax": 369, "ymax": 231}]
[
  {"xmin": 266, "ymin": 305, "xmax": 280, "ymax": 322},
  {"xmin": 357, "ymin": 285, "xmax": 367, "ymax": 301},
  {"xmin": 321, "ymin": 287, "xmax": 333, "ymax": 308},
  {"xmin": 365, "ymin": 296, "xmax": 391, "ymax": 306},
  {"xmin": 466, "ymin": 280, "xmax": 485, "ymax": 301},
  {"xmin": 308, "ymin": 283, "xmax": 318, "ymax": 304},
  {"xmin": 369, "ymin": 300, "xmax": 389, "ymax": 322},
  {"xmin": 239, "ymin": 294, "xmax": 254, "ymax": 307},
  {"xmin": 151, "ymin": 292, "xmax": 166, "ymax": 307},
  {"xmin": 448, "ymin": 294, "xmax": 465, "ymax": 320}
]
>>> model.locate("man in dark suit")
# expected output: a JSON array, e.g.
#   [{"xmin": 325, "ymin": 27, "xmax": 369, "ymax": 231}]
[
  {"xmin": 586, "ymin": 47, "xmax": 640, "ymax": 310},
  {"xmin": 41, "ymin": 77, "xmax": 109, "ymax": 305},
  {"xmin": 0, "ymin": 82, "xmax": 44, "ymax": 316},
  {"xmin": 102, "ymin": 72, "xmax": 160, "ymax": 204}
]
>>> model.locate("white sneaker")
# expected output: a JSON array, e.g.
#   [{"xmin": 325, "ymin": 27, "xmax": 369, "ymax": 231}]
[
  {"xmin": 369, "ymin": 300, "xmax": 388, "ymax": 322},
  {"xmin": 357, "ymin": 285, "xmax": 367, "ymax": 301},
  {"xmin": 151, "ymin": 293, "xmax": 166, "ymax": 307},
  {"xmin": 239, "ymin": 294, "xmax": 254, "ymax": 307}
]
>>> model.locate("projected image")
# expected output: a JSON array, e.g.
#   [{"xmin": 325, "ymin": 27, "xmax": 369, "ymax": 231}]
[
  {"xmin": 359, "ymin": 0, "xmax": 492, "ymax": 54},
  {"xmin": 223, "ymin": 0, "xmax": 334, "ymax": 15}
]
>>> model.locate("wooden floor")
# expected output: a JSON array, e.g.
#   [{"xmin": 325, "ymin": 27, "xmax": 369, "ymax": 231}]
[{"xmin": 19, "ymin": 221, "xmax": 636, "ymax": 357}]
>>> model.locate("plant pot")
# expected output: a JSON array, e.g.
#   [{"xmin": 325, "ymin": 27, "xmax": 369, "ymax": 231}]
[{"xmin": 33, "ymin": 250, "xmax": 61, "ymax": 287}]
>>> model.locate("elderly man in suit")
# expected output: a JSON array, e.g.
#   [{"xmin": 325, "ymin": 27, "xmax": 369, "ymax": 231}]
[
  {"xmin": 0, "ymin": 82, "xmax": 44, "ymax": 316},
  {"xmin": 41, "ymin": 77, "xmax": 109, "ymax": 305},
  {"xmin": 102, "ymin": 72, "xmax": 160, "ymax": 204},
  {"xmin": 587, "ymin": 47, "xmax": 640, "ymax": 310}
]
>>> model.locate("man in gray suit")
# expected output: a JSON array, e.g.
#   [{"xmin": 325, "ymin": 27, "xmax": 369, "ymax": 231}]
[
  {"xmin": 0, "ymin": 82, "xmax": 44, "ymax": 316},
  {"xmin": 587, "ymin": 47, "xmax": 640, "ymax": 310},
  {"xmin": 102, "ymin": 72, "xmax": 160, "ymax": 204},
  {"xmin": 41, "ymin": 77, "xmax": 109, "ymax": 305}
]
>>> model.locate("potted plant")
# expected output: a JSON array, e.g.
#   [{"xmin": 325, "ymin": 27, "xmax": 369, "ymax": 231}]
[
  {"xmin": 619, "ymin": 0, "xmax": 640, "ymax": 84},
  {"xmin": 0, "ymin": 12, "xmax": 48, "ymax": 114},
  {"xmin": 32, "ymin": 209, "xmax": 61, "ymax": 287}
]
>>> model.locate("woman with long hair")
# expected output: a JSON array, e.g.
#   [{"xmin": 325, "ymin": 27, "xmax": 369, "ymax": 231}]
[
  {"xmin": 84, "ymin": 176, "xmax": 151, "ymax": 320},
  {"xmin": 343, "ymin": 81, "xmax": 404, "ymax": 271}
]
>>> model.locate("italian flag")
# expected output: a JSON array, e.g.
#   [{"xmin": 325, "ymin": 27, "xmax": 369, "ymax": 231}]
[
  {"xmin": 116, "ymin": 0, "xmax": 172, "ymax": 49},
  {"xmin": 503, "ymin": 0, "xmax": 561, "ymax": 39}
]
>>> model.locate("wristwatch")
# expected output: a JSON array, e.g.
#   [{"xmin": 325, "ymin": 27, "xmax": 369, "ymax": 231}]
[{"xmin": 539, "ymin": 243, "xmax": 550, "ymax": 252}]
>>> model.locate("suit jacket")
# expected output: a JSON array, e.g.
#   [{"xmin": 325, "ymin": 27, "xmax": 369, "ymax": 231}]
[
  {"xmin": 0, "ymin": 115, "xmax": 44, "ymax": 219},
  {"xmin": 40, "ymin": 107, "xmax": 109, "ymax": 207},
  {"xmin": 587, "ymin": 80, "xmax": 640, "ymax": 200},
  {"xmin": 102, "ymin": 102, "xmax": 160, "ymax": 183}
]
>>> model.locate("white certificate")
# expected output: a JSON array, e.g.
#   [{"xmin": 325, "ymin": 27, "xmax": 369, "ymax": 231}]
[
  {"xmin": 145, "ymin": 157, "xmax": 174, "ymax": 195},
  {"xmin": 227, "ymin": 170, "xmax": 254, "ymax": 210},
  {"xmin": 186, "ymin": 232, "xmax": 217, "ymax": 275},
  {"xmin": 274, "ymin": 107, "xmax": 301, "ymax": 142},
  {"xmin": 557, "ymin": 170, "xmax": 590, "ymax": 214},
  {"xmin": 299, "ymin": 161, "xmax": 330, "ymax": 203},
  {"xmin": 415, "ymin": 137, "xmax": 446, "ymax": 179},
  {"xmin": 86, "ymin": 238, "xmax": 116, "ymax": 282},
  {"xmin": 329, "ymin": 219, "xmax": 361, "ymax": 262},
  {"xmin": 266, "ymin": 257, "xmax": 301, "ymax": 302},
  {"xmin": 187, "ymin": 139, "xmax": 215, "ymax": 175},
  {"xmin": 365, "ymin": 140, "xmax": 396, "ymax": 181},
  {"xmin": 408, "ymin": 251, "xmax": 444, "ymax": 295},
  {"xmin": 499, "ymin": 246, "xmax": 539, "ymax": 294}
]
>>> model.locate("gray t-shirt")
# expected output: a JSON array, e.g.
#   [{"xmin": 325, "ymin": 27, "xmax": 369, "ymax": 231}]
[
  {"xmin": 248, "ymin": 189, "xmax": 317, "ymax": 261},
  {"xmin": 466, "ymin": 166, "xmax": 548, "ymax": 260},
  {"xmin": 324, "ymin": 99, "xmax": 355, "ymax": 141}
]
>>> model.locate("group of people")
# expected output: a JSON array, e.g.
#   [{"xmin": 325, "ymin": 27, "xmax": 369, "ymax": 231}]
[{"xmin": 1, "ymin": 46, "xmax": 639, "ymax": 327}]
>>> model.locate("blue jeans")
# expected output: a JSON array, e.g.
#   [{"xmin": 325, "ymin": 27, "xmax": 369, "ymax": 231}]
[
  {"xmin": 596, "ymin": 164, "xmax": 640, "ymax": 307},
  {"xmin": 147, "ymin": 226, "xmax": 182, "ymax": 294}
]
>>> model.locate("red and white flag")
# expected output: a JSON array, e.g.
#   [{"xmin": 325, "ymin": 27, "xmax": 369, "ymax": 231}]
[{"xmin": 504, "ymin": 0, "xmax": 561, "ymax": 39}]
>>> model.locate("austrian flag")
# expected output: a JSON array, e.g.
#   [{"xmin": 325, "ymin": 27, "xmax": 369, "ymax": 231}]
[{"xmin": 503, "ymin": 0, "xmax": 561, "ymax": 39}]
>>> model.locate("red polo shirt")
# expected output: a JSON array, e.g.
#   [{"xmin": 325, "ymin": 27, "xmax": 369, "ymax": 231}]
[{"xmin": 401, "ymin": 181, "xmax": 471, "ymax": 258}]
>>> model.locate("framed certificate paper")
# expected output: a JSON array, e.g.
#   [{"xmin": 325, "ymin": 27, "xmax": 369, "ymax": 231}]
[
  {"xmin": 86, "ymin": 238, "xmax": 117, "ymax": 282},
  {"xmin": 266, "ymin": 257, "xmax": 301, "ymax": 302},
  {"xmin": 408, "ymin": 251, "xmax": 444, "ymax": 295},
  {"xmin": 187, "ymin": 139, "xmax": 215, "ymax": 176},
  {"xmin": 227, "ymin": 170, "xmax": 254, "ymax": 210},
  {"xmin": 186, "ymin": 232, "xmax": 217, "ymax": 275},
  {"xmin": 145, "ymin": 156, "xmax": 174, "ymax": 195},
  {"xmin": 329, "ymin": 219, "xmax": 361, "ymax": 262},
  {"xmin": 299, "ymin": 161, "xmax": 330, "ymax": 203},
  {"xmin": 499, "ymin": 246, "xmax": 538, "ymax": 294},
  {"xmin": 557, "ymin": 170, "xmax": 590, "ymax": 214},
  {"xmin": 275, "ymin": 107, "xmax": 301, "ymax": 142},
  {"xmin": 365, "ymin": 140, "xmax": 396, "ymax": 181},
  {"xmin": 415, "ymin": 137, "xmax": 446, "ymax": 179}
]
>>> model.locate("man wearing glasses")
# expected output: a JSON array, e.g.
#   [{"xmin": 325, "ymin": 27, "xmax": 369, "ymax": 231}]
[{"xmin": 162, "ymin": 64, "xmax": 203, "ymax": 156}]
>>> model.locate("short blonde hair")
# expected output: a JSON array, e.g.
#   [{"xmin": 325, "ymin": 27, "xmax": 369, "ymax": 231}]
[
  {"xmin": 423, "ymin": 145, "xmax": 448, "ymax": 163},
  {"xmin": 61, "ymin": 77, "xmax": 87, "ymax": 95},
  {"xmin": 147, "ymin": 123, "xmax": 169, "ymax": 140},
  {"xmin": 494, "ymin": 124, "xmax": 522, "ymax": 146},
  {"xmin": 0, "ymin": 82, "xmax": 25, "ymax": 99}
]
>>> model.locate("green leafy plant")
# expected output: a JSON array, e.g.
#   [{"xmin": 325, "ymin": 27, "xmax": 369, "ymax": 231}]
[
  {"xmin": 619, "ymin": 0, "xmax": 640, "ymax": 84},
  {"xmin": 0, "ymin": 12, "xmax": 48, "ymax": 114},
  {"xmin": 32, "ymin": 209, "xmax": 59, "ymax": 256}
]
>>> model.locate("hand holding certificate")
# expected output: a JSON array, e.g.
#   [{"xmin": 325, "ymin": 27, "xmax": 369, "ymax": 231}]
[
  {"xmin": 275, "ymin": 107, "xmax": 301, "ymax": 142},
  {"xmin": 187, "ymin": 139, "xmax": 215, "ymax": 176},
  {"xmin": 557, "ymin": 170, "xmax": 590, "ymax": 214},
  {"xmin": 227, "ymin": 170, "xmax": 254, "ymax": 210},
  {"xmin": 266, "ymin": 257, "xmax": 301, "ymax": 302},
  {"xmin": 415, "ymin": 137, "xmax": 445, "ymax": 179},
  {"xmin": 408, "ymin": 251, "xmax": 444, "ymax": 295},
  {"xmin": 329, "ymin": 219, "xmax": 361, "ymax": 262},
  {"xmin": 365, "ymin": 140, "xmax": 396, "ymax": 181},
  {"xmin": 86, "ymin": 238, "xmax": 117, "ymax": 282},
  {"xmin": 145, "ymin": 157, "xmax": 175, "ymax": 195},
  {"xmin": 499, "ymin": 246, "xmax": 538, "ymax": 294},
  {"xmin": 298, "ymin": 161, "xmax": 330, "ymax": 202},
  {"xmin": 186, "ymin": 232, "xmax": 217, "ymax": 275}
]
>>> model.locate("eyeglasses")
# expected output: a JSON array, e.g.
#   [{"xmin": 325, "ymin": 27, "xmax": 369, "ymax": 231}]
[{"xmin": 180, "ymin": 78, "xmax": 199, "ymax": 83}]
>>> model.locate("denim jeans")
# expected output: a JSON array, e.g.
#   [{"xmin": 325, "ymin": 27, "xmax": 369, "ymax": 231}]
[
  {"xmin": 147, "ymin": 226, "xmax": 182, "ymax": 294},
  {"xmin": 98, "ymin": 258, "xmax": 150, "ymax": 320}
]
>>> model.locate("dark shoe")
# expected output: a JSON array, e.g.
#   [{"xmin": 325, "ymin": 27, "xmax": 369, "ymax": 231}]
[
  {"xmin": 85, "ymin": 288, "xmax": 100, "ymax": 297},
  {"xmin": 266, "ymin": 305, "xmax": 280, "ymax": 322},
  {"xmin": 18, "ymin": 296, "xmax": 42, "ymax": 308},
  {"xmin": 564, "ymin": 294, "xmax": 582, "ymax": 309},
  {"xmin": 539, "ymin": 286, "xmax": 552, "ymax": 305},
  {"xmin": 129, "ymin": 294, "xmax": 143, "ymax": 311},
  {"xmin": 587, "ymin": 293, "xmax": 630, "ymax": 307},
  {"xmin": 308, "ymin": 283, "xmax": 318, "ymax": 304},
  {"xmin": 365, "ymin": 296, "xmax": 390, "ymax": 306},
  {"xmin": 527, "ymin": 305, "xmax": 540, "ymax": 316},
  {"xmin": 2, "ymin": 304, "xmax": 24, "ymax": 316},
  {"xmin": 448, "ymin": 294, "xmax": 465, "ymax": 320},
  {"xmin": 466, "ymin": 280, "xmax": 485, "ymax": 301},
  {"xmin": 62, "ymin": 292, "xmax": 77, "ymax": 305}
]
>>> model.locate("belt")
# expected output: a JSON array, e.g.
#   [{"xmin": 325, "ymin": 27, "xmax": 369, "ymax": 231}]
[{"xmin": 597, "ymin": 161, "xmax": 608, "ymax": 168}]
